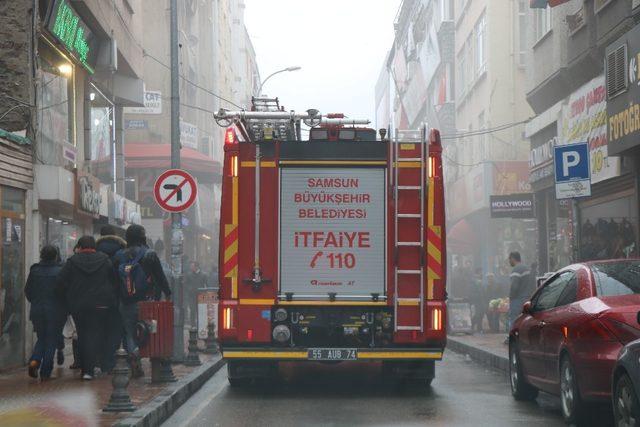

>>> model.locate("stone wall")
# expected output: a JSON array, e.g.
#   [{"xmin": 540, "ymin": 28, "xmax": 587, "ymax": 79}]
[{"xmin": 0, "ymin": 0, "xmax": 33, "ymax": 133}]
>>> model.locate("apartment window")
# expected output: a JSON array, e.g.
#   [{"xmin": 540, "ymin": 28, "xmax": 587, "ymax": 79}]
[
  {"xmin": 456, "ymin": 50, "xmax": 466, "ymax": 100},
  {"xmin": 465, "ymin": 34, "xmax": 474, "ymax": 90},
  {"xmin": 475, "ymin": 12, "xmax": 487, "ymax": 75},
  {"xmin": 533, "ymin": 5, "xmax": 552, "ymax": 44},
  {"xmin": 440, "ymin": 0, "xmax": 453, "ymax": 22},
  {"xmin": 478, "ymin": 111, "xmax": 486, "ymax": 160},
  {"xmin": 518, "ymin": 0, "xmax": 527, "ymax": 66}
]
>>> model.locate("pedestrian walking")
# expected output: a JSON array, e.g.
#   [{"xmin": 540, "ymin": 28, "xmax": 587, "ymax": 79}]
[
  {"xmin": 506, "ymin": 251, "xmax": 535, "ymax": 342},
  {"xmin": 56, "ymin": 236, "xmax": 118, "ymax": 380},
  {"xmin": 114, "ymin": 225, "xmax": 171, "ymax": 377},
  {"xmin": 96, "ymin": 225, "xmax": 127, "ymax": 372},
  {"xmin": 184, "ymin": 261, "xmax": 207, "ymax": 327},
  {"xmin": 470, "ymin": 268, "xmax": 488, "ymax": 333},
  {"xmin": 25, "ymin": 245, "xmax": 64, "ymax": 380}
]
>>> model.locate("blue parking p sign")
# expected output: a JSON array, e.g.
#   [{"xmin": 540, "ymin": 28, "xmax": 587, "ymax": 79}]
[{"xmin": 554, "ymin": 142, "xmax": 591, "ymax": 199}]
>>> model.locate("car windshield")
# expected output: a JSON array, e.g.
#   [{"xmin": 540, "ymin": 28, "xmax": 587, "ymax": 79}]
[{"xmin": 591, "ymin": 261, "xmax": 640, "ymax": 296}]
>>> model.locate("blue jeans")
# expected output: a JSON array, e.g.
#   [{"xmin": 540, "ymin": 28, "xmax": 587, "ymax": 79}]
[
  {"xmin": 30, "ymin": 314, "xmax": 62, "ymax": 377},
  {"xmin": 120, "ymin": 303, "xmax": 139, "ymax": 355}
]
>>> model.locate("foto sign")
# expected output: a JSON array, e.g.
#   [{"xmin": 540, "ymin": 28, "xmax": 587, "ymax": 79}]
[{"xmin": 554, "ymin": 142, "xmax": 591, "ymax": 199}]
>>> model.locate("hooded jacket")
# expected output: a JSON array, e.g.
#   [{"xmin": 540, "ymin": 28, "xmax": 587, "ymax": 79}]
[
  {"xmin": 56, "ymin": 250, "xmax": 117, "ymax": 313},
  {"xmin": 96, "ymin": 235, "xmax": 126, "ymax": 260},
  {"xmin": 25, "ymin": 261, "xmax": 64, "ymax": 321}
]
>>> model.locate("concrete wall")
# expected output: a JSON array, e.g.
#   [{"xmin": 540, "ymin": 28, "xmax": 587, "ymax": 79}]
[{"xmin": 0, "ymin": 1, "xmax": 34, "ymax": 133}]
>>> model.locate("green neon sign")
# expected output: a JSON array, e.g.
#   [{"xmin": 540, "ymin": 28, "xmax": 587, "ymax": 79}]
[{"xmin": 47, "ymin": 0, "xmax": 97, "ymax": 73}]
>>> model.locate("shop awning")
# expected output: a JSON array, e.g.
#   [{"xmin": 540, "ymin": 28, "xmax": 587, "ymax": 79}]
[
  {"xmin": 124, "ymin": 143, "xmax": 221, "ymax": 176},
  {"xmin": 447, "ymin": 219, "xmax": 477, "ymax": 254},
  {"xmin": 530, "ymin": 0, "xmax": 570, "ymax": 8}
]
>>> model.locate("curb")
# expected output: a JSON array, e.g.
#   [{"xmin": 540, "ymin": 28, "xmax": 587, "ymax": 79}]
[
  {"xmin": 113, "ymin": 357, "xmax": 226, "ymax": 427},
  {"xmin": 447, "ymin": 336, "xmax": 509, "ymax": 373}
]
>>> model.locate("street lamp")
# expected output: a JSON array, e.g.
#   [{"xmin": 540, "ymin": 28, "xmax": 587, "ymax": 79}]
[{"xmin": 257, "ymin": 66, "xmax": 301, "ymax": 96}]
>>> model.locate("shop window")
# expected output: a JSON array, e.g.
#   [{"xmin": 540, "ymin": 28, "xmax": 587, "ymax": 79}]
[
  {"xmin": 0, "ymin": 186, "xmax": 26, "ymax": 368},
  {"xmin": 36, "ymin": 42, "xmax": 75, "ymax": 168},
  {"xmin": 88, "ymin": 84, "xmax": 115, "ymax": 187},
  {"xmin": 43, "ymin": 217, "xmax": 79, "ymax": 261},
  {"xmin": 580, "ymin": 196, "xmax": 638, "ymax": 261}
]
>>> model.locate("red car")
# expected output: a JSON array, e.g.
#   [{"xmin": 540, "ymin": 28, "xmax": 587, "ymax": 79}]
[{"xmin": 509, "ymin": 260, "xmax": 640, "ymax": 424}]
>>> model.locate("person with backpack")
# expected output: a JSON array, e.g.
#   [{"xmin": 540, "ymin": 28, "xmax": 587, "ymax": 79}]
[
  {"xmin": 96, "ymin": 225, "xmax": 127, "ymax": 373},
  {"xmin": 114, "ymin": 225, "xmax": 171, "ymax": 377},
  {"xmin": 25, "ymin": 245, "xmax": 65, "ymax": 380},
  {"xmin": 56, "ymin": 236, "xmax": 118, "ymax": 380}
]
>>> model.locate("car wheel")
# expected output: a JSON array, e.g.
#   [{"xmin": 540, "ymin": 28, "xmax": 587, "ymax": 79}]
[
  {"xmin": 614, "ymin": 373, "xmax": 640, "ymax": 427},
  {"xmin": 560, "ymin": 356, "xmax": 585, "ymax": 424},
  {"xmin": 509, "ymin": 342, "xmax": 538, "ymax": 401}
]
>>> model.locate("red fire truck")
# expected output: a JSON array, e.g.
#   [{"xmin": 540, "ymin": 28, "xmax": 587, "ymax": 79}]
[{"xmin": 214, "ymin": 97, "xmax": 446, "ymax": 385}]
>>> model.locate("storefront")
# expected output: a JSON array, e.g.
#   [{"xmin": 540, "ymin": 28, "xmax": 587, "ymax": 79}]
[
  {"xmin": 528, "ymin": 118, "xmax": 576, "ymax": 273},
  {"xmin": 0, "ymin": 135, "xmax": 32, "ymax": 369},
  {"xmin": 560, "ymin": 74, "xmax": 636, "ymax": 261}
]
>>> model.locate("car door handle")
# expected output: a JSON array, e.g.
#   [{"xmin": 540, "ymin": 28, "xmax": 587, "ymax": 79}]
[{"xmin": 538, "ymin": 321, "xmax": 546, "ymax": 327}]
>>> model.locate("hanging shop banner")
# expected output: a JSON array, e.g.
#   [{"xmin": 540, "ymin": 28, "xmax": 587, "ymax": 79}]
[
  {"xmin": 76, "ymin": 172, "xmax": 101, "ymax": 218},
  {"xmin": 561, "ymin": 75, "xmax": 620, "ymax": 184},
  {"xmin": 180, "ymin": 119, "xmax": 199, "ymax": 150},
  {"xmin": 490, "ymin": 194, "xmax": 535, "ymax": 219},
  {"xmin": 124, "ymin": 90, "xmax": 162, "ymax": 115},
  {"xmin": 46, "ymin": 0, "xmax": 99, "ymax": 73}
]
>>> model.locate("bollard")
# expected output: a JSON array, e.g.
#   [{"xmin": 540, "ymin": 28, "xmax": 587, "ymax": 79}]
[
  {"xmin": 203, "ymin": 321, "xmax": 218, "ymax": 354},
  {"xmin": 103, "ymin": 349, "xmax": 136, "ymax": 412},
  {"xmin": 151, "ymin": 357, "xmax": 177, "ymax": 383},
  {"xmin": 184, "ymin": 327, "xmax": 202, "ymax": 366}
]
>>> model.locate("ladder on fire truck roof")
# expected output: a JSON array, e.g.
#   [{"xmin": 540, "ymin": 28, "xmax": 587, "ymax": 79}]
[{"xmin": 391, "ymin": 125, "xmax": 428, "ymax": 332}]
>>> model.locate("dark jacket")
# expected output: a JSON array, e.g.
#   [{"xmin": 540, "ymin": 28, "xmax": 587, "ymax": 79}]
[
  {"xmin": 185, "ymin": 269, "xmax": 208, "ymax": 296},
  {"xmin": 56, "ymin": 250, "xmax": 117, "ymax": 313},
  {"xmin": 25, "ymin": 261, "xmax": 64, "ymax": 321},
  {"xmin": 509, "ymin": 263, "xmax": 535, "ymax": 300},
  {"xmin": 113, "ymin": 246, "xmax": 172, "ymax": 303},
  {"xmin": 96, "ymin": 235, "xmax": 126, "ymax": 260}
]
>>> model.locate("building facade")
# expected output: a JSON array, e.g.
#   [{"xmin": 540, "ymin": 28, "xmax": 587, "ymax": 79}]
[
  {"xmin": 122, "ymin": 0, "xmax": 258, "ymax": 272},
  {"xmin": 446, "ymin": 0, "xmax": 534, "ymax": 296},
  {"xmin": 0, "ymin": 0, "xmax": 145, "ymax": 368},
  {"xmin": 525, "ymin": 0, "xmax": 640, "ymax": 273}
]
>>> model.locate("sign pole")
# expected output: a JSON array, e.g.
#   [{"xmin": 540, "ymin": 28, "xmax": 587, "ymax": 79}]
[{"xmin": 169, "ymin": 0, "xmax": 184, "ymax": 363}]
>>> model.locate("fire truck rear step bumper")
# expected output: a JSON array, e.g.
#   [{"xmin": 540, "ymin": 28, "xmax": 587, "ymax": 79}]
[{"xmin": 222, "ymin": 348, "xmax": 444, "ymax": 361}]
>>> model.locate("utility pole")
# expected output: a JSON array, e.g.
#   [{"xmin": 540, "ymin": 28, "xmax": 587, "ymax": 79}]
[{"xmin": 170, "ymin": 0, "xmax": 185, "ymax": 363}]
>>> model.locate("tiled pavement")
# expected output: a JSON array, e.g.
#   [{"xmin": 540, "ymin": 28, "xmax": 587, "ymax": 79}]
[{"xmin": 0, "ymin": 345, "xmax": 217, "ymax": 427}]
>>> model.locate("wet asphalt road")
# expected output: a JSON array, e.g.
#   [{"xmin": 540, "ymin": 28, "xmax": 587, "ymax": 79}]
[{"xmin": 163, "ymin": 352, "xmax": 614, "ymax": 427}]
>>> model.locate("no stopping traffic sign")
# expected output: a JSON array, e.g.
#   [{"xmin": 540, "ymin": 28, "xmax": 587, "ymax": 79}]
[{"xmin": 154, "ymin": 169, "xmax": 198, "ymax": 212}]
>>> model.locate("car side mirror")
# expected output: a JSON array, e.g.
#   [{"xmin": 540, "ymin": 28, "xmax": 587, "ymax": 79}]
[{"xmin": 522, "ymin": 301, "xmax": 532, "ymax": 315}]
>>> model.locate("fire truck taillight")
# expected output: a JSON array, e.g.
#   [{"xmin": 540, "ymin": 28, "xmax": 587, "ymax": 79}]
[
  {"xmin": 223, "ymin": 307, "xmax": 234, "ymax": 330},
  {"xmin": 428, "ymin": 156, "xmax": 436, "ymax": 178},
  {"xmin": 225, "ymin": 127, "xmax": 237, "ymax": 146},
  {"xmin": 432, "ymin": 308, "xmax": 443, "ymax": 331}
]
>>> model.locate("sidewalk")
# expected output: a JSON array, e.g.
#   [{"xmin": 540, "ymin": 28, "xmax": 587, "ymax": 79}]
[
  {"xmin": 0, "ymin": 345, "xmax": 223, "ymax": 427},
  {"xmin": 447, "ymin": 332, "xmax": 509, "ymax": 373}
]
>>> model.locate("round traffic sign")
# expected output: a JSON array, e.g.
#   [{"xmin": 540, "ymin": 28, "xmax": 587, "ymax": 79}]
[{"xmin": 154, "ymin": 169, "xmax": 198, "ymax": 213}]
